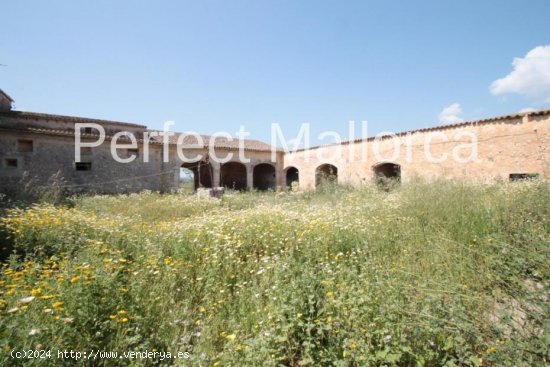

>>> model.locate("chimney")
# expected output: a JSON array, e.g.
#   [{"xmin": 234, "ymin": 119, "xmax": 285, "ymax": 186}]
[{"xmin": 0, "ymin": 89, "xmax": 14, "ymax": 111}]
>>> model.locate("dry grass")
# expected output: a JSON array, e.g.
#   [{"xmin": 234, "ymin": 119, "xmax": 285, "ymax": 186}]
[{"xmin": 0, "ymin": 179, "xmax": 549, "ymax": 366}]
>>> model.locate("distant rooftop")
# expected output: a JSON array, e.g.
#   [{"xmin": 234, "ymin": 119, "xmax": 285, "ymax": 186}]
[
  {"xmin": 0, "ymin": 109, "xmax": 278, "ymax": 152},
  {"xmin": 0, "ymin": 110, "xmax": 147, "ymax": 128},
  {"xmin": 294, "ymin": 109, "xmax": 550, "ymax": 152},
  {"xmin": 148, "ymin": 131, "xmax": 278, "ymax": 152},
  {"xmin": 0, "ymin": 88, "xmax": 14, "ymax": 102}
]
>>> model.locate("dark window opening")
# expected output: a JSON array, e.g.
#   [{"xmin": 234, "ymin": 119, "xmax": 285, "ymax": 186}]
[
  {"xmin": 75, "ymin": 162, "xmax": 92, "ymax": 171},
  {"xmin": 253, "ymin": 163, "xmax": 276, "ymax": 191},
  {"xmin": 5, "ymin": 158, "xmax": 18, "ymax": 168},
  {"xmin": 221, "ymin": 162, "xmax": 248, "ymax": 190},
  {"xmin": 373, "ymin": 162, "xmax": 401, "ymax": 180},
  {"xmin": 315, "ymin": 164, "xmax": 338, "ymax": 187},
  {"xmin": 373, "ymin": 162, "xmax": 401, "ymax": 190},
  {"xmin": 181, "ymin": 161, "xmax": 213, "ymax": 190},
  {"xmin": 285, "ymin": 167, "xmax": 299, "ymax": 189},
  {"xmin": 509, "ymin": 173, "xmax": 539, "ymax": 182},
  {"xmin": 83, "ymin": 127, "xmax": 93, "ymax": 134},
  {"xmin": 17, "ymin": 139, "xmax": 34, "ymax": 153}
]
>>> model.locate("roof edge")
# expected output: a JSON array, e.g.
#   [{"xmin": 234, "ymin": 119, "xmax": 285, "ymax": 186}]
[
  {"xmin": 291, "ymin": 109, "xmax": 550, "ymax": 152},
  {"xmin": 0, "ymin": 110, "xmax": 147, "ymax": 128},
  {"xmin": 0, "ymin": 126, "xmax": 283, "ymax": 152},
  {"xmin": 0, "ymin": 89, "xmax": 14, "ymax": 102}
]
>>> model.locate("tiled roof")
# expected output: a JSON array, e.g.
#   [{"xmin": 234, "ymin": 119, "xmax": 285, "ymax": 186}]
[
  {"xmin": 0, "ymin": 110, "xmax": 278, "ymax": 152},
  {"xmin": 0, "ymin": 126, "xmax": 149, "ymax": 143},
  {"xmin": 148, "ymin": 131, "xmax": 277, "ymax": 152},
  {"xmin": 294, "ymin": 109, "xmax": 550, "ymax": 151},
  {"xmin": 0, "ymin": 125, "xmax": 279, "ymax": 152},
  {"xmin": 5, "ymin": 106, "xmax": 543, "ymax": 154},
  {"xmin": 0, "ymin": 89, "xmax": 14, "ymax": 102},
  {"xmin": 0, "ymin": 110, "xmax": 147, "ymax": 128}
]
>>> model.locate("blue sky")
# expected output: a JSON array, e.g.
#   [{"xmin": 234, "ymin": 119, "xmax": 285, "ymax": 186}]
[{"xmin": 1, "ymin": 0, "xmax": 549, "ymax": 145}]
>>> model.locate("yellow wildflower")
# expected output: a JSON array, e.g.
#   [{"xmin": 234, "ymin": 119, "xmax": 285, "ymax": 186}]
[{"xmin": 31, "ymin": 288, "xmax": 42, "ymax": 296}]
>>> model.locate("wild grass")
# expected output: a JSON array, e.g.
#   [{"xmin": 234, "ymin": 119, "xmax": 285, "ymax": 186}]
[{"xmin": 0, "ymin": 179, "xmax": 549, "ymax": 366}]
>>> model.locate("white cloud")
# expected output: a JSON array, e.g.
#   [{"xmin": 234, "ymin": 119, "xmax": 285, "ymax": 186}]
[
  {"xmin": 438, "ymin": 103, "xmax": 463, "ymax": 124},
  {"xmin": 518, "ymin": 107, "xmax": 537, "ymax": 113},
  {"xmin": 490, "ymin": 45, "xmax": 550, "ymax": 103},
  {"xmin": 286, "ymin": 138, "xmax": 304, "ymax": 149}
]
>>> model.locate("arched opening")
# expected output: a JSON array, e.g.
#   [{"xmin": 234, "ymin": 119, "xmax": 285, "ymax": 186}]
[
  {"xmin": 253, "ymin": 163, "xmax": 276, "ymax": 191},
  {"xmin": 180, "ymin": 161, "xmax": 213, "ymax": 191},
  {"xmin": 221, "ymin": 162, "xmax": 248, "ymax": 190},
  {"xmin": 373, "ymin": 162, "xmax": 401, "ymax": 187},
  {"xmin": 285, "ymin": 167, "xmax": 299, "ymax": 189},
  {"xmin": 315, "ymin": 164, "xmax": 338, "ymax": 187}
]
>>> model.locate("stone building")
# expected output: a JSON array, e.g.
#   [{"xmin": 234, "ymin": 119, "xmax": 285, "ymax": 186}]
[
  {"xmin": 0, "ymin": 88, "xmax": 549, "ymax": 195},
  {"xmin": 0, "ymin": 89, "xmax": 283, "ymax": 195},
  {"xmin": 284, "ymin": 110, "xmax": 550, "ymax": 189}
]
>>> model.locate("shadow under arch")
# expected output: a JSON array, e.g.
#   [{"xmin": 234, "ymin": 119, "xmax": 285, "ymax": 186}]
[
  {"xmin": 221, "ymin": 162, "xmax": 248, "ymax": 190},
  {"xmin": 315, "ymin": 164, "xmax": 338, "ymax": 187},
  {"xmin": 285, "ymin": 166, "xmax": 299, "ymax": 188},
  {"xmin": 181, "ymin": 161, "xmax": 213, "ymax": 190},
  {"xmin": 253, "ymin": 163, "xmax": 276, "ymax": 191},
  {"xmin": 372, "ymin": 162, "xmax": 401, "ymax": 189}
]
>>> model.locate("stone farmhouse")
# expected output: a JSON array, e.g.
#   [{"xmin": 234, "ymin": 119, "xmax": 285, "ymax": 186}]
[{"xmin": 0, "ymin": 88, "xmax": 549, "ymax": 195}]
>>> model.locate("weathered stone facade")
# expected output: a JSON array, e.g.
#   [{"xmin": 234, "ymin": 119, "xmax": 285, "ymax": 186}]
[
  {"xmin": 0, "ymin": 88, "xmax": 548, "ymax": 195},
  {"xmin": 284, "ymin": 112, "xmax": 550, "ymax": 189},
  {"xmin": 0, "ymin": 90, "xmax": 284, "ymax": 195}
]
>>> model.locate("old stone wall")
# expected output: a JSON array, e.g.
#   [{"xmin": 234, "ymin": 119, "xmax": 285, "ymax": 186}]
[
  {"xmin": 284, "ymin": 113, "xmax": 550, "ymax": 190},
  {"xmin": 0, "ymin": 130, "xmax": 167, "ymax": 195},
  {"xmin": 0, "ymin": 108, "xmax": 548, "ymax": 195},
  {"xmin": 0, "ymin": 124, "xmax": 285, "ymax": 195}
]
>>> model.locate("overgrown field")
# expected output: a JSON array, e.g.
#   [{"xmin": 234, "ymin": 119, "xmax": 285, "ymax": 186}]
[{"xmin": 0, "ymin": 180, "xmax": 549, "ymax": 366}]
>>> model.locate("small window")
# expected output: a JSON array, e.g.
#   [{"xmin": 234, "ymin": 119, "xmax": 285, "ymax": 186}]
[
  {"xmin": 17, "ymin": 139, "xmax": 34, "ymax": 153},
  {"xmin": 509, "ymin": 173, "xmax": 539, "ymax": 182},
  {"xmin": 75, "ymin": 162, "xmax": 92, "ymax": 171},
  {"xmin": 83, "ymin": 127, "xmax": 93, "ymax": 134},
  {"xmin": 81, "ymin": 147, "xmax": 93, "ymax": 155},
  {"xmin": 127, "ymin": 148, "xmax": 139, "ymax": 158},
  {"xmin": 5, "ymin": 158, "xmax": 18, "ymax": 169}
]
